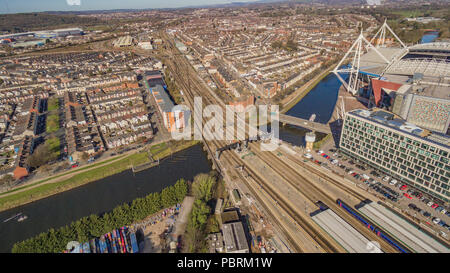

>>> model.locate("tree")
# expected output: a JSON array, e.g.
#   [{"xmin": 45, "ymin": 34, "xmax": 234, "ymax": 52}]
[
  {"xmin": 81, "ymin": 152, "xmax": 90, "ymax": 161},
  {"xmin": 189, "ymin": 200, "xmax": 210, "ymax": 229},
  {"xmin": 27, "ymin": 142, "xmax": 57, "ymax": 169},
  {"xmin": 161, "ymin": 186, "xmax": 177, "ymax": 208},
  {"xmin": 191, "ymin": 174, "xmax": 216, "ymax": 202},
  {"xmin": 0, "ymin": 174, "xmax": 14, "ymax": 186},
  {"xmin": 173, "ymin": 179, "xmax": 188, "ymax": 203}
]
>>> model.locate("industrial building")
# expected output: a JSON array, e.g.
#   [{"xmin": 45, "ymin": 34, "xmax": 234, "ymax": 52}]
[
  {"xmin": 113, "ymin": 36, "xmax": 133, "ymax": 47},
  {"xmin": 222, "ymin": 221, "xmax": 250, "ymax": 253},
  {"xmin": 144, "ymin": 71, "xmax": 189, "ymax": 133},
  {"xmin": 339, "ymin": 109, "xmax": 450, "ymax": 202},
  {"xmin": 0, "ymin": 28, "xmax": 83, "ymax": 40},
  {"xmin": 35, "ymin": 28, "xmax": 84, "ymax": 38}
]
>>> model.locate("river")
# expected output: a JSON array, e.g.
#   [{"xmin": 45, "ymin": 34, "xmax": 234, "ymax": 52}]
[
  {"xmin": 285, "ymin": 73, "xmax": 342, "ymax": 124},
  {"xmin": 0, "ymin": 144, "xmax": 212, "ymax": 253}
]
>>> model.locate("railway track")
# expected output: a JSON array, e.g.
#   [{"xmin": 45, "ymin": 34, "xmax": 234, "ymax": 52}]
[
  {"xmin": 248, "ymin": 143, "xmax": 400, "ymax": 253},
  {"xmin": 164, "ymin": 53, "xmax": 313, "ymax": 252},
  {"xmin": 158, "ymin": 32, "xmax": 364, "ymax": 253},
  {"xmin": 286, "ymin": 153, "xmax": 367, "ymax": 201}
]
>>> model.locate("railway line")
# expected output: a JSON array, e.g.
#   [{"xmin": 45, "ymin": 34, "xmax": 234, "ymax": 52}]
[
  {"xmin": 160, "ymin": 33, "xmax": 339, "ymax": 252},
  {"xmin": 163, "ymin": 52, "xmax": 320, "ymax": 252},
  {"xmin": 247, "ymin": 142, "xmax": 400, "ymax": 253},
  {"xmin": 158, "ymin": 31, "xmax": 384, "ymax": 253}
]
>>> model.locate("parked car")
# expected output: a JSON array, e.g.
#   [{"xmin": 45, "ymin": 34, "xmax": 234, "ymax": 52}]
[
  {"xmin": 441, "ymin": 209, "xmax": 447, "ymax": 215},
  {"xmin": 432, "ymin": 203, "xmax": 439, "ymax": 209},
  {"xmin": 404, "ymin": 193, "xmax": 413, "ymax": 199},
  {"xmin": 432, "ymin": 217, "xmax": 441, "ymax": 224},
  {"xmin": 389, "ymin": 179, "xmax": 398, "ymax": 186},
  {"xmin": 423, "ymin": 212, "xmax": 431, "ymax": 218},
  {"xmin": 383, "ymin": 176, "xmax": 391, "ymax": 182},
  {"xmin": 427, "ymin": 202, "xmax": 434, "ymax": 207},
  {"xmin": 400, "ymin": 185, "xmax": 408, "ymax": 191}
]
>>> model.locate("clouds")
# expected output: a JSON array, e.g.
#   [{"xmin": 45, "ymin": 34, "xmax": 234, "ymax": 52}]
[
  {"xmin": 66, "ymin": 0, "xmax": 82, "ymax": 5},
  {"xmin": 66, "ymin": 0, "xmax": 82, "ymax": 6}
]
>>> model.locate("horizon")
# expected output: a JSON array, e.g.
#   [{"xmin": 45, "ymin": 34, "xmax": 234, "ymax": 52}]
[{"xmin": 0, "ymin": 0, "xmax": 261, "ymax": 14}]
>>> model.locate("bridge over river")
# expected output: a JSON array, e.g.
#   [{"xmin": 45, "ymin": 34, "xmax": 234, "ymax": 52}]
[{"xmin": 277, "ymin": 114, "xmax": 331, "ymax": 134}]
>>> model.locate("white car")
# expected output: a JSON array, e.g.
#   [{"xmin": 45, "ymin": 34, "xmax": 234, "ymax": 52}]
[
  {"xmin": 432, "ymin": 217, "xmax": 441, "ymax": 224},
  {"xmin": 441, "ymin": 209, "xmax": 447, "ymax": 215},
  {"xmin": 362, "ymin": 174, "xmax": 370, "ymax": 180},
  {"xmin": 383, "ymin": 176, "xmax": 391, "ymax": 182},
  {"xmin": 389, "ymin": 179, "xmax": 398, "ymax": 186},
  {"xmin": 318, "ymin": 150, "xmax": 324, "ymax": 155},
  {"xmin": 427, "ymin": 202, "xmax": 434, "ymax": 207},
  {"xmin": 304, "ymin": 153, "xmax": 312, "ymax": 159},
  {"xmin": 332, "ymin": 159, "xmax": 339, "ymax": 165}
]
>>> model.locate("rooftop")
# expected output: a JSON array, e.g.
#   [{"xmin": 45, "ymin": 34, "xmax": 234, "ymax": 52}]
[{"xmin": 349, "ymin": 108, "xmax": 450, "ymax": 148}]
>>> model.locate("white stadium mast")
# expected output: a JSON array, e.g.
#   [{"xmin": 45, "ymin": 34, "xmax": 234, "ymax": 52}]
[
  {"xmin": 333, "ymin": 29, "xmax": 389, "ymax": 95},
  {"xmin": 333, "ymin": 20, "xmax": 408, "ymax": 96},
  {"xmin": 368, "ymin": 19, "xmax": 408, "ymax": 49}
]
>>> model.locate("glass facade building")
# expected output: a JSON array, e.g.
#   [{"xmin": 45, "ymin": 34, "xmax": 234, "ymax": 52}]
[{"xmin": 340, "ymin": 109, "xmax": 450, "ymax": 203}]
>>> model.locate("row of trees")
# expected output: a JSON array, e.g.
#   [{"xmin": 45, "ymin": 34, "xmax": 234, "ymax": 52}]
[
  {"xmin": 11, "ymin": 179, "xmax": 188, "ymax": 253},
  {"xmin": 185, "ymin": 173, "xmax": 218, "ymax": 252}
]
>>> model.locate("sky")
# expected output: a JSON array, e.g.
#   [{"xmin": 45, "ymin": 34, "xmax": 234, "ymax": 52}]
[{"xmin": 0, "ymin": 0, "xmax": 257, "ymax": 14}]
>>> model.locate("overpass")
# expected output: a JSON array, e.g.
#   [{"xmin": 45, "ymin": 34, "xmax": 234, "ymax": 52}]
[{"xmin": 277, "ymin": 114, "xmax": 331, "ymax": 134}]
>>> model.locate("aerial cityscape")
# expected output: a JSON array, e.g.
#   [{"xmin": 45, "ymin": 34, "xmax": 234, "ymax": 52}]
[{"xmin": 0, "ymin": 0, "xmax": 449, "ymax": 258}]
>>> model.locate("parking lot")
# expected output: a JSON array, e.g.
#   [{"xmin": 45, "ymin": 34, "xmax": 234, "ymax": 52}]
[{"xmin": 303, "ymin": 146, "xmax": 450, "ymax": 238}]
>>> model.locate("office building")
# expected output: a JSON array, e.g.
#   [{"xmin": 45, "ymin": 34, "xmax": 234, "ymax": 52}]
[{"xmin": 340, "ymin": 109, "xmax": 450, "ymax": 202}]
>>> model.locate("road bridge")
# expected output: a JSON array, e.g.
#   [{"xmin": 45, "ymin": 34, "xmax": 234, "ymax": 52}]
[{"xmin": 278, "ymin": 114, "xmax": 331, "ymax": 134}]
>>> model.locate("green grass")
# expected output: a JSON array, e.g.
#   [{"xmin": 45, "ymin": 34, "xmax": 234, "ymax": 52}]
[
  {"xmin": 313, "ymin": 134, "xmax": 332, "ymax": 150},
  {"xmin": 46, "ymin": 114, "xmax": 59, "ymax": 133},
  {"xmin": 46, "ymin": 137, "xmax": 60, "ymax": 158},
  {"xmin": 47, "ymin": 98, "xmax": 59, "ymax": 112},
  {"xmin": 0, "ymin": 140, "xmax": 200, "ymax": 212},
  {"xmin": 0, "ymin": 156, "xmax": 125, "ymax": 197},
  {"xmin": 150, "ymin": 142, "xmax": 167, "ymax": 155}
]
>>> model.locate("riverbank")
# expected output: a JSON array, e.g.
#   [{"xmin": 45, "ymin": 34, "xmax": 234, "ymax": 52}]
[
  {"xmin": 0, "ymin": 140, "xmax": 200, "ymax": 212},
  {"xmin": 11, "ymin": 179, "xmax": 188, "ymax": 253},
  {"xmin": 281, "ymin": 68, "xmax": 333, "ymax": 114}
]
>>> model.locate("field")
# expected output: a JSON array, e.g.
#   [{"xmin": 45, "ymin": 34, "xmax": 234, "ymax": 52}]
[
  {"xmin": 46, "ymin": 113, "xmax": 59, "ymax": 133},
  {"xmin": 47, "ymin": 97, "xmax": 59, "ymax": 112}
]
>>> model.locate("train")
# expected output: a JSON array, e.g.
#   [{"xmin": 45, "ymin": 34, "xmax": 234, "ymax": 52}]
[{"xmin": 336, "ymin": 199, "xmax": 410, "ymax": 253}]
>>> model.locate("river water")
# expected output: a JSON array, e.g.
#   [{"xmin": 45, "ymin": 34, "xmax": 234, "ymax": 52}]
[
  {"xmin": 0, "ymin": 144, "xmax": 212, "ymax": 253},
  {"xmin": 285, "ymin": 73, "xmax": 341, "ymax": 124}
]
